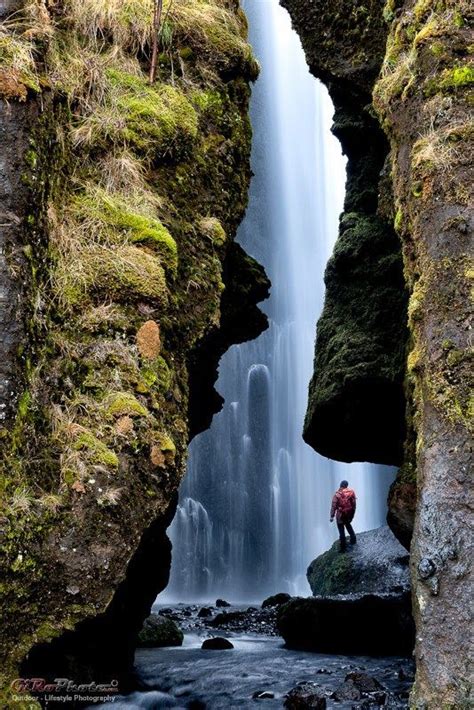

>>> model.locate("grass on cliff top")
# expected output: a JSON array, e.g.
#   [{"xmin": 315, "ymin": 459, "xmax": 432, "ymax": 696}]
[{"xmin": 61, "ymin": 0, "xmax": 255, "ymax": 74}]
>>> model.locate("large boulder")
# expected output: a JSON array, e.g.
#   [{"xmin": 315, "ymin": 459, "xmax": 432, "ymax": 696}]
[
  {"xmin": 137, "ymin": 615, "xmax": 183, "ymax": 648},
  {"xmin": 277, "ymin": 593, "xmax": 414, "ymax": 655},
  {"xmin": 307, "ymin": 526, "xmax": 409, "ymax": 596}
]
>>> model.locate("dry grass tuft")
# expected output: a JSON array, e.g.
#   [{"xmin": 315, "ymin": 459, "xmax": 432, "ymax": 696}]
[
  {"xmin": 412, "ymin": 121, "xmax": 474, "ymax": 203},
  {"xmin": 62, "ymin": 0, "xmax": 154, "ymax": 52},
  {"xmin": 97, "ymin": 487, "xmax": 123, "ymax": 506},
  {"xmin": 8, "ymin": 486, "xmax": 34, "ymax": 514}
]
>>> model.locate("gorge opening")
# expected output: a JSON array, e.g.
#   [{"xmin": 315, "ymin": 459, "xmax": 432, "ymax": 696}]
[{"xmin": 161, "ymin": 0, "xmax": 396, "ymax": 604}]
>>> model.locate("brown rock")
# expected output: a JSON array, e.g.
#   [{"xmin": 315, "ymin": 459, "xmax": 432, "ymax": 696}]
[
  {"xmin": 150, "ymin": 445, "xmax": 166, "ymax": 468},
  {"xmin": 136, "ymin": 320, "xmax": 161, "ymax": 360},
  {"xmin": 115, "ymin": 416, "xmax": 134, "ymax": 436},
  {"xmin": 71, "ymin": 481, "xmax": 86, "ymax": 494}
]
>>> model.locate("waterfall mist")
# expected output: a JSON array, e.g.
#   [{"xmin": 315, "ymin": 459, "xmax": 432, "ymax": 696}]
[{"xmin": 161, "ymin": 0, "xmax": 396, "ymax": 602}]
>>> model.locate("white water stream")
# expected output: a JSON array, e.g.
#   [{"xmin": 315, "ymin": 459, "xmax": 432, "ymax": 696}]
[{"xmin": 161, "ymin": 0, "xmax": 395, "ymax": 602}]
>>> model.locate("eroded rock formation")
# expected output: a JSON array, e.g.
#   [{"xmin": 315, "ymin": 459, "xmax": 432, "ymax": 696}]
[
  {"xmin": 0, "ymin": 0, "xmax": 268, "ymax": 698},
  {"xmin": 283, "ymin": 0, "xmax": 473, "ymax": 705},
  {"xmin": 306, "ymin": 526, "xmax": 410, "ymax": 596},
  {"xmin": 280, "ymin": 0, "xmax": 409, "ymax": 468}
]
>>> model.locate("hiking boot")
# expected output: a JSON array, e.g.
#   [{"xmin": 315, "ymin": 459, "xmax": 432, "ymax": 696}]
[
  {"xmin": 339, "ymin": 546, "xmax": 347, "ymax": 553},
  {"xmin": 350, "ymin": 537, "xmax": 357, "ymax": 545}
]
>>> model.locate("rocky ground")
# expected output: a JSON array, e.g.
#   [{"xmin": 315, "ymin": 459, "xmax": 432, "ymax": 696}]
[
  {"xmin": 155, "ymin": 597, "xmax": 282, "ymax": 637},
  {"xmin": 127, "ymin": 600, "xmax": 415, "ymax": 709}
]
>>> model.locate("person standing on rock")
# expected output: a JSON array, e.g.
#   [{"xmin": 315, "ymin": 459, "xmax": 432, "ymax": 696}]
[{"xmin": 330, "ymin": 480, "xmax": 357, "ymax": 552}]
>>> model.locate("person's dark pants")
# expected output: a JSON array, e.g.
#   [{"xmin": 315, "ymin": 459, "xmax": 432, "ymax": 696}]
[{"xmin": 337, "ymin": 520, "xmax": 356, "ymax": 550}]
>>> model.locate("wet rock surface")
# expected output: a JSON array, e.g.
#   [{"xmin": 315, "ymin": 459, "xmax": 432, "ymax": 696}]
[
  {"xmin": 307, "ymin": 526, "xmax": 410, "ymax": 596},
  {"xmin": 0, "ymin": 100, "xmax": 36, "ymax": 424},
  {"xmin": 158, "ymin": 602, "xmax": 280, "ymax": 636},
  {"xmin": 262, "ymin": 592, "xmax": 292, "ymax": 608},
  {"xmin": 277, "ymin": 593, "xmax": 414, "ymax": 656},
  {"xmin": 201, "ymin": 637, "xmax": 234, "ymax": 650},
  {"xmin": 281, "ymin": 0, "xmax": 408, "ymax": 470},
  {"xmin": 215, "ymin": 598, "xmax": 231, "ymax": 608},
  {"xmin": 137, "ymin": 614, "xmax": 184, "ymax": 648},
  {"xmin": 285, "ymin": 681, "xmax": 327, "ymax": 708},
  {"xmin": 108, "ymin": 606, "xmax": 414, "ymax": 709}
]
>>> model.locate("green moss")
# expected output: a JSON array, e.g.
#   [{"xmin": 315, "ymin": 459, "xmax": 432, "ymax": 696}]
[
  {"xmin": 394, "ymin": 208, "xmax": 403, "ymax": 232},
  {"xmin": 17, "ymin": 391, "xmax": 31, "ymax": 420},
  {"xmin": 101, "ymin": 69, "xmax": 198, "ymax": 157},
  {"xmin": 155, "ymin": 432, "xmax": 176, "ymax": 453},
  {"xmin": 137, "ymin": 355, "xmax": 173, "ymax": 395},
  {"xmin": 307, "ymin": 546, "xmax": 352, "ymax": 595},
  {"xmin": 74, "ymin": 431, "xmax": 119, "ymax": 469},
  {"xmin": 425, "ymin": 65, "xmax": 474, "ymax": 95},
  {"xmin": 104, "ymin": 392, "xmax": 149, "ymax": 418},
  {"xmin": 192, "ymin": 89, "xmax": 224, "ymax": 116},
  {"xmin": 454, "ymin": 11, "xmax": 465, "ymax": 29},
  {"xmin": 155, "ymin": 357, "xmax": 173, "ymax": 391},
  {"xmin": 74, "ymin": 186, "xmax": 178, "ymax": 271},
  {"xmin": 138, "ymin": 615, "xmax": 183, "ymax": 647},
  {"xmin": 383, "ymin": 0, "xmax": 395, "ymax": 24},
  {"xmin": 56, "ymin": 244, "xmax": 169, "ymax": 309}
]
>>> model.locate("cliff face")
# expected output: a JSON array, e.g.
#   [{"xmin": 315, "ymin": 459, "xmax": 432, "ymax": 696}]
[
  {"xmin": 283, "ymin": 0, "xmax": 473, "ymax": 705},
  {"xmin": 281, "ymin": 0, "xmax": 409, "ymax": 468},
  {"xmin": 0, "ymin": 0, "xmax": 268, "ymax": 694},
  {"xmin": 374, "ymin": 2, "xmax": 472, "ymax": 705}
]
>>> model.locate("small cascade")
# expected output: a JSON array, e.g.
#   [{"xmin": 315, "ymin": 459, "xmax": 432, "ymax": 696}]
[{"xmin": 162, "ymin": 0, "xmax": 395, "ymax": 602}]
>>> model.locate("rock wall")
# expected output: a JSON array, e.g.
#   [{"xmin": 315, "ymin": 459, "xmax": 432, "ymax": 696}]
[
  {"xmin": 280, "ymin": 0, "xmax": 409, "ymax": 467},
  {"xmin": 283, "ymin": 0, "xmax": 473, "ymax": 705},
  {"xmin": 374, "ymin": 1, "xmax": 473, "ymax": 705},
  {"xmin": 0, "ymin": 0, "xmax": 268, "ymax": 697}
]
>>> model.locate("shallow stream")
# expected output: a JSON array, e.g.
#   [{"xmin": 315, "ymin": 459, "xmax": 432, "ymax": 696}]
[{"xmin": 92, "ymin": 605, "xmax": 413, "ymax": 709}]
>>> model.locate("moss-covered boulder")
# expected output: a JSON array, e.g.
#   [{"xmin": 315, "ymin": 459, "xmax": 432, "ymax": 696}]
[
  {"xmin": 307, "ymin": 526, "xmax": 410, "ymax": 596},
  {"xmin": 137, "ymin": 614, "xmax": 183, "ymax": 648},
  {"xmin": 0, "ymin": 0, "xmax": 268, "ymax": 697}
]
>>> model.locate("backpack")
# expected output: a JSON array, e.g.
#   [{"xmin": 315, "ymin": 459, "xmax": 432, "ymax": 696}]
[{"xmin": 337, "ymin": 488, "xmax": 355, "ymax": 515}]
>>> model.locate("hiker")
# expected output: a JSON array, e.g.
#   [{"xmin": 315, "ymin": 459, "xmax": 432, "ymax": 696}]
[{"xmin": 330, "ymin": 480, "xmax": 357, "ymax": 552}]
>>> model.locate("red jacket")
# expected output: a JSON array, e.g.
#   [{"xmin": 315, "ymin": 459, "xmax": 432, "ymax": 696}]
[{"xmin": 331, "ymin": 488, "xmax": 356, "ymax": 523}]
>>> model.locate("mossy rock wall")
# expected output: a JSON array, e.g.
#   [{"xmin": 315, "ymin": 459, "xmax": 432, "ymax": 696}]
[
  {"xmin": 374, "ymin": 1, "xmax": 473, "ymax": 705},
  {"xmin": 281, "ymin": 0, "xmax": 409, "ymax": 469},
  {"xmin": 283, "ymin": 0, "xmax": 473, "ymax": 705},
  {"xmin": 0, "ymin": 0, "xmax": 268, "ymax": 695}
]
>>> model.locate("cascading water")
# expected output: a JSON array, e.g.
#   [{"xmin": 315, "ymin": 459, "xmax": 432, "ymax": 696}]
[{"xmin": 161, "ymin": 0, "xmax": 396, "ymax": 602}]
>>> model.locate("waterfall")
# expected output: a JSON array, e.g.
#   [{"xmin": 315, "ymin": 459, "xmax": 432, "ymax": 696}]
[{"xmin": 161, "ymin": 0, "xmax": 396, "ymax": 603}]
